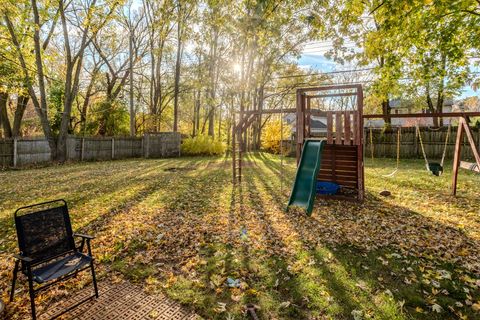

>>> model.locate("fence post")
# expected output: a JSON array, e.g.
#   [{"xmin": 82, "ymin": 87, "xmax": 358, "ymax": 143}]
[
  {"xmin": 81, "ymin": 138, "xmax": 85, "ymax": 161},
  {"xmin": 178, "ymin": 133, "xmax": 181, "ymax": 157},
  {"xmin": 13, "ymin": 138, "xmax": 17, "ymax": 168},
  {"xmin": 144, "ymin": 134, "xmax": 149, "ymax": 158},
  {"xmin": 111, "ymin": 137, "xmax": 115, "ymax": 159},
  {"xmin": 414, "ymin": 128, "xmax": 418, "ymax": 159}
]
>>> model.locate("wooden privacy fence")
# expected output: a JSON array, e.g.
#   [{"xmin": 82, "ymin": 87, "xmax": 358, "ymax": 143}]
[
  {"xmin": 364, "ymin": 127, "xmax": 480, "ymax": 160},
  {"xmin": 283, "ymin": 126, "xmax": 480, "ymax": 160},
  {"xmin": 0, "ymin": 133, "xmax": 181, "ymax": 168}
]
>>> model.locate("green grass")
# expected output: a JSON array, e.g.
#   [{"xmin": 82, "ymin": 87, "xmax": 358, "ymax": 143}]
[{"xmin": 0, "ymin": 154, "xmax": 479, "ymax": 319}]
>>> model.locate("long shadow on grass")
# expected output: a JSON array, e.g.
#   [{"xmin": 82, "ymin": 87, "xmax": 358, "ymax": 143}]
[
  {"xmin": 247, "ymin": 163, "xmax": 382, "ymax": 318},
  {"xmin": 100, "ymin": 157, "xmax": 230, "ymax": 265},
  {"xmin": 364, "ymin": 158, "xmax": 480, "ymax": 218},
  {"xmin": 0, "ymin": 157, "xmax": 229, "ymax": 319},
  {"xmin": 0, "ymin": 159, "xmax": 204, "ymax": 249},
  {"xmin": 249, "ymin": 155, "xmax": 480, "ymax": 319},
  {"xmin": 239, "ymin": 169, "xmax": 325, "ymax": 319},
  {"xmin": 250, "ymin": 152, "xmax": 295, "ymax": 186}
]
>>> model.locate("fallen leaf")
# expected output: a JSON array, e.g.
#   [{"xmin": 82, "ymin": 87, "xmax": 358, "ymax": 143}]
[{"xmin": 431, "ymin": 304, "xmax": 443, "ymax": 313}]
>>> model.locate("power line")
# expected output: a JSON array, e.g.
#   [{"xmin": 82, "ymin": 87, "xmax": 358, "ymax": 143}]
[{"xmin": 273, "ymin": 67, "xmax": 375, "ymax": 79}]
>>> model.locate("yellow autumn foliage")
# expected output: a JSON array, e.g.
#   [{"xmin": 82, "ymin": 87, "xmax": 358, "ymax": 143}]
[
  {"xmin": 261, "ymin": 119, "xmax": 291, "ymax": 154},
  {"xmin": 181, "ymin": 135, "xmax": 225, "ymax": 156}
]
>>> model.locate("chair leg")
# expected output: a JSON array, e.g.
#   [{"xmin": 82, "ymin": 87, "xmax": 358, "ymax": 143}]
[
  {"xmin": 90, "ymin": 261, "xmax": 99, "ymax": 298},
  {"xmin": 26, "ymin": 265, "xmax": 36, "ymax": 320},
  {"xmin": 10, "ymin": 260, "xmax": 19, "ymax": 302}
]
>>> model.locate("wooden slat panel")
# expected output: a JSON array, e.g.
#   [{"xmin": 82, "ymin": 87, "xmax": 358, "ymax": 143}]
[
  {"xmin": 319, "ymin": 167, "xmax": 357, "ymax": 176},
  {"xmin": 352, "ymin": 111, "xmax": 358, "ymax": 145},
  {"xmin": 320, "ymin": 162, "xmax": 358, "ymax": 168},
  {"xmin": 318, "ymin": 171, "xmax": 357, "ymax": 180},
  {"xmin": 323, "ymin": 147, "xmax": 357, "ymax": 155},
  {"xmin": 335, "ymin": 111, "xmax": 343, "ymax": 144},
  {"xmin": 327, "ymin": 112, "xmax": 333, "ymax": 144},
  {"xmin": 323, "ymin": 145, "xmax": 357, "ymax": 151},
  {"xmin": 323, "ymin": 176, "xmax": 357, "ymax": 183},
  {"xmin": 323, "ymin": 144, "xmax": 357, "ymax": 150},
  {"xmin": 322, "ymin": 152, "xmax": 356, "ymax": 158},
  {"xmin": 344, "ymin": 111, "xmax": 351, "ymax": 145},
  {"xmin": 322, "ymin": 155, "xmax": 356, "ymax": 160},
  {"xmin": 322, "ymin": 155, "xmax": 357, "ymax": 162},
  {"xmin": 321, "ymin": 158, "xmax": 358, "ymax": 164},
  {"xmin": 322, "ymin": 149, "xmax": 357, "ymax": 156},
  {"xmin": 306, "ymin": 97, "xmax": 311, "ymax": 137},
  {"xmin": 321, "ymin": 163, "xmax": 358, "ymax": 170},
  {"xmin": 319, "ymin": 174, "xmax": 357, "ymax": 181},
  {"xmin": 320, "ymin": 169, "xmax": 357, "ymax": 175},
  {"xmin": 321, "ymin": 156, "xmax": 357, "ymax": 161},
  {"xmin": 319, "ymin": 168, "xmax": 356, "ymax": 175}
]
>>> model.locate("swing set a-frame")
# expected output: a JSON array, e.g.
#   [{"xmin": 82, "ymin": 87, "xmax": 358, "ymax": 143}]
[
  {"xmin": 451, "ymin": 116, "xmax": 480, "ymax": 195},
  {"xmin": 363, "ymin": 113, "xmax": 480, "ymax": 196}
]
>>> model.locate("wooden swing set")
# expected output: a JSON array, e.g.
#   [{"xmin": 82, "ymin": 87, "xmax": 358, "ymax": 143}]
[
  {"xmin": 233, "ymin": 84, "xmax": 480, "ymax": 200},
  {"xmin": 233, "ymin": 84, "xmax": 365, "ymax": 201}
]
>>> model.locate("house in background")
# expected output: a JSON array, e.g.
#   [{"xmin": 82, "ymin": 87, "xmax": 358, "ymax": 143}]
[
  {"xmin": 285, "ymin": 114, "xmax": 328, "ymax": 137},
  {"xmin": 365, "ymin": 98, "xmax": 455, "ymax": 128}
]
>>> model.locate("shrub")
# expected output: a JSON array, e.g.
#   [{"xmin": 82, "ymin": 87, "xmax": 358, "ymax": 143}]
[
  {"xmin": 261, "ymin": 119, "xmax": 291, "ymax": 154},
  {"xmin": 181, "ymin": 135, "xmax": 226, "ymax": 156}
]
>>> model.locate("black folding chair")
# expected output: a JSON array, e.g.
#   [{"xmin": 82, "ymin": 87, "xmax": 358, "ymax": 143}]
[{"xmin": 9, "ymin": 199, "xmax": 98, "ymax": 320}]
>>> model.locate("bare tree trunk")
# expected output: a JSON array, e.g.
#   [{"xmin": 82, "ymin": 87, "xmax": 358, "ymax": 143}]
[
  {"xmin": 254, "ymin": 85, "xmax": 264, "ymax": 150},
  {"xmin": 435, "ymin": 53, "xmax": 447, "ymax": 127},
  {"xmin": 4, "ymin": 9, "xmax": 57, "ymax": 158},
  {"xmin": 207, "ymin": 29, "xmax": 219, "ymax": 137},
  {"xmin": 192, "ymin": 92, "xmax": 196, "ymax": 136},
  {"xmin": 58, "ymin": 0, "xmax": 102, "ymax": 161},
  {"xmin": 381, "ymin": 99, "xmax": 391, "ymax": 125},
  {"xmin": 217, "ymin": 106, "xmax": 222, "ymax": 140},
  {"xmin": 129, "ymin": 29, "xmax": 136, "ymax": 136},
  {"xmin": 426, "ymin": 83, "xmax": 438, "ymax": 127},
  {"xmin": 0, "ymin": 93, "xmax": 12, "ymax": 138},
  {"xmin": 12, "ymin": 95, "xmax": 29, "ymax": 137},
  {"xmin": 192, "ymin": 90, "xmax": 200, "ymax": 136},
  {"xmin": 173, "ymin": 5, "xmax": 183, "ymax": 132}
]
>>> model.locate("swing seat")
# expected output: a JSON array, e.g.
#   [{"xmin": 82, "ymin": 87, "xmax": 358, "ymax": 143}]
[{"xmin": 428, "ymin": 162, "xmax": 443, "ymax": 176}]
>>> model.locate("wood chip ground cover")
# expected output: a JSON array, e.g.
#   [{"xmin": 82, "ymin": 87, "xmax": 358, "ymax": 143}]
[{"xmin": 0, "ymin": 154, "xmax": 479, "ymax": 319}]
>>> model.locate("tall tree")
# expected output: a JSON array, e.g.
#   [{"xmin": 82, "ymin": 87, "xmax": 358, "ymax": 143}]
[
  {"xmin": 172, "ymin": 0, "xmax": 195, "ymax": 132},
  {"xmin": 3, "ymin": 0, "xmax": 120, "ymax": 160}
]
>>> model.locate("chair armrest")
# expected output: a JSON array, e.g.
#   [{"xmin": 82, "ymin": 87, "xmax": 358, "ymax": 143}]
[
  {"xmin": 13, "ymin": 253, "xmax": 33, "ymax": 263},
  {"xmin": 74, "ymin": 233, "xmax": 95, "ymax": 256},
  {"xmin": 74, "ymin": 233, "xmax": 95, "ymax": 240}
]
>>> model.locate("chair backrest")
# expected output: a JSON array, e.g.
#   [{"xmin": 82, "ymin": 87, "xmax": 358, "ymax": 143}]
[{"xmin": 14, "ymin": 199, "xmax": 76, "ymax": 263}]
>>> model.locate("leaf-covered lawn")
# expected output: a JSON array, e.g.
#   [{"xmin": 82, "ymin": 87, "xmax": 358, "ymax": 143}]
[{"xmin": 0, "ymin": 154, "xmax": 479, "ymax": 319}]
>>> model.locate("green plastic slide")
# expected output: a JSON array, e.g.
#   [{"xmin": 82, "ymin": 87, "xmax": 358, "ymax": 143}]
[{"xmin": 287, "ymin": 139, "xmax": 326, "ymax": 216}]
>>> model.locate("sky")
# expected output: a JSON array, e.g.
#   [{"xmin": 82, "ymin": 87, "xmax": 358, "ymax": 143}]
[{"xmin": 297, "ymin": 43, "xmax": 479, "ymax": 100}]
